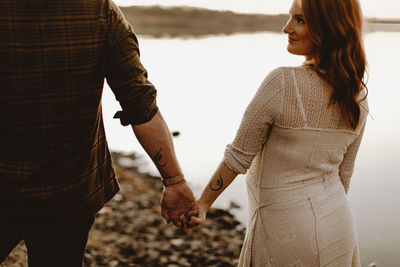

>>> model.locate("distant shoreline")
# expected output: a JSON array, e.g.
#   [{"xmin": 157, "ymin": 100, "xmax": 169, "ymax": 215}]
[{"xmin": 120, "ymin": 5, "xmax": 400, "ymax": 38}]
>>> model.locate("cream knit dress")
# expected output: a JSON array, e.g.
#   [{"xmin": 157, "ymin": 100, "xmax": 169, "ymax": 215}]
[{"xmin": 224, "ymin": 67, "xmax": 368, "ymax": 267}]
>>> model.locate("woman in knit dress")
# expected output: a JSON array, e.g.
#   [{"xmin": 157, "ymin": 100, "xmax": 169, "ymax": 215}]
[{"xmin": 185, "ymin": 0, "xmax": 368, "ymax": 266}]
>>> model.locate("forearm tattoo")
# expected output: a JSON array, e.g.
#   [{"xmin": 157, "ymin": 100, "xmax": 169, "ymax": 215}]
[
  {"xmin": 210, "ymin": 173, "xmax": 224, "ymax": 191},
  {"xmin": 153, "ymin": 148, "xmax": 167, "ymax": 168}
]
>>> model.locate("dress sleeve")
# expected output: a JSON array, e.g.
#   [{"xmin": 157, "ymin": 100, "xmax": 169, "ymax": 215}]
[
  {"xmin": 105, "ymin": 0, "xmax": 158, "ymax": 126},
  {"xmin": 339, "ymin": 121, "xmax": 366, "ymax": 193},
  {"xmin": 224, "ymin": 67, "xmax": 285, "ymax": 174}
]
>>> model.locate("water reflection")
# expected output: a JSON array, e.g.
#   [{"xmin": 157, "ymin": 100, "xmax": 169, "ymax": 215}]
[{"xmin": 102, "ymin": 32, "xmax": 400, "ymax": 266}]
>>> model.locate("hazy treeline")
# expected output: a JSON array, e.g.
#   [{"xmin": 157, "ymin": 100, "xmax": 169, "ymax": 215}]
[{"xmin": 120, "ymin": 6, "xmax": 400, "ymax": 38}]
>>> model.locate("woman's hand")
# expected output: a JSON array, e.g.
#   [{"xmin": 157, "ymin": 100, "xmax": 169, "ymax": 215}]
[
  {"xmin": 178, "ymin": 160, "xmax": 238, "ymax": 232},
  {"xmin": 180, "ymin": 200, "xmax": 208, "ymax": 233}
]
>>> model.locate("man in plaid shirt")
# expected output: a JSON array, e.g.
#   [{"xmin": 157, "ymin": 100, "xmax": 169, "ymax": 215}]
[{"xmin": 0, "ymin": 1, "xmax": 197, "ymax": 266}]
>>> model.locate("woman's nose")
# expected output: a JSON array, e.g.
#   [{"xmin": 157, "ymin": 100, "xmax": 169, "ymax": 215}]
[{"xmin": 283, "ymin": 20, "xmax": 293, "ymax": 34}]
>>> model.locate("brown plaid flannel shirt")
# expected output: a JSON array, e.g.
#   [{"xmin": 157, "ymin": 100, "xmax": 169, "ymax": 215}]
[{"xmin": 0, "ymin": 0, "xmax": 158, "ymax": 219}]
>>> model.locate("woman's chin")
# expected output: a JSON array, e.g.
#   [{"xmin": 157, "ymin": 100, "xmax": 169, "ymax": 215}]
[
  {"xmin": 287, "ymin": 47, "xmax": 302, "ymax": 56},
  {"xmin": 288, "ymin": 48, "xmax": 312, "ymax": 59}
]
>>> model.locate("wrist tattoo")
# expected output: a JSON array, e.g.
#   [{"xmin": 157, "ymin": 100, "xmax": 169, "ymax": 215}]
[
  {"xmin": 210, "ymin": 174, "xmax": 224, "ymax": 191},
  {"xmin": 153, "ymin": 148, "xmax": 167, "ymax": 168}
]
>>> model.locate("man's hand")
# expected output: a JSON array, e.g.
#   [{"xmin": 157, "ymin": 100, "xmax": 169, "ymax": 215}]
[
  {"xmin": 161, "ymin": 180, "xmax": 198, "ymax": 227},
  {"xmin": 180, "ymin": 200, "xmax": 207, "ymax": 232}
]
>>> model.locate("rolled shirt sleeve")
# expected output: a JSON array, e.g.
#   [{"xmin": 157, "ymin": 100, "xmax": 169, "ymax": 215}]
[
  {"xmin": 224, "ymin": 68, "xmax": 285, "ymax": 174},
  {"xmin": 105, "ymin": 0, "xmax": 158, "ymax": 125}
]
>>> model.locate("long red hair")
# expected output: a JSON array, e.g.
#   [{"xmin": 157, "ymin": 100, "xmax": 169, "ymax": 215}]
[{"xmin": 301, "ymin": 0, "xmax": 368, "ymax": 130}]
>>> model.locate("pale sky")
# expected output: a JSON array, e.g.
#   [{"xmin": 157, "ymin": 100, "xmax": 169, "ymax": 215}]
[{"xmin": 115, "ymin": 0, "xmax": 400, "ymax": 19}]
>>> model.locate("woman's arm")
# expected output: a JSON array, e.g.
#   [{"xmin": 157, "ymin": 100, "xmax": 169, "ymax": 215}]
[
  {"xmin": 198, "ymin": 160, "xmax": 238, "ymax": 211},
  {"xmin": 184, "ymin": 160, "xmax": 237, "ymax": 232},
  {"xmin": 338, "ymin": 122, "xmax": 366, "ymax": 194},
  {"xmin": 184, "ymin": 68, "xmax": 285, "ymax": 231}
]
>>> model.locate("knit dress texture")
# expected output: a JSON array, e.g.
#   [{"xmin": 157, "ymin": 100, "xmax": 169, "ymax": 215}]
[{"xmin": 224, "ymin": 67, "xmax": 368, "ymax": 267}]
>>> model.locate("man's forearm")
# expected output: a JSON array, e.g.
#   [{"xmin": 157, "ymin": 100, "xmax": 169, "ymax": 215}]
[
  {"xmin": 131, "ymin": 110, "xmax": 181, "ymax": 179},
  {"xmin": 132, "ymin": 110, "xmax": 197, "ymax": 225}
]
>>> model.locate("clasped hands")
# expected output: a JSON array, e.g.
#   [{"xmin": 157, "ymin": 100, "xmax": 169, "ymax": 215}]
[{"xmin": 160, "ymin": 180, "xmax": 207, "ymax": 232}]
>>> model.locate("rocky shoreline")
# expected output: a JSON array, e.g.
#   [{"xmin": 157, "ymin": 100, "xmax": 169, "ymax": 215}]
[{"xmin": 1, "ymin": 152, "xmax": 246, "ymax": 267}]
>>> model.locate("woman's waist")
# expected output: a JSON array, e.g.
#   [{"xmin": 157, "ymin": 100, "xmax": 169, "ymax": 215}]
[{"xmin": 248, "ymin": 172, "xmax": 345, "ymax": 206}]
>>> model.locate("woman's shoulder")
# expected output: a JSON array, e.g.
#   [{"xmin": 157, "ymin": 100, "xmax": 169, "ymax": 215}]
[
  {"xmin": 261, "ymin": 66, "xmax": 288, "ymax": 84},
  {"xmin": 280, "ymin": 65, "xmax": 316, "ymax": 75},
  {"xmin": 266, "ymin": 66, "xmax": 315, "ymax": 80},
  {"xmin": 359, "ymin": 88, "xmax": 369, "ymax": 121},
  {"xmin": 259, "ymin": 67, "xmax": 286, "ymax": 89},
  {"xmin": 262, "ymin": 66, "xmax": 315, "ymax": 87}
]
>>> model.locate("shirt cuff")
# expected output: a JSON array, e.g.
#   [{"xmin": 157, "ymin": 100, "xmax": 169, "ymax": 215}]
[
  {"xmin": 223, "ymin": 144, "xmax": 253, "ymax": 175},
  {"xmin": 113, "ymin": 104, "xmax": 158, "ymax": 126}
]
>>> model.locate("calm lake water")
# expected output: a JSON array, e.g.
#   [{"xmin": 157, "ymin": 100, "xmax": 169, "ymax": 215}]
[{"xmin": 102, "ymin": 32, "xmax": 400, "ymax": 266}]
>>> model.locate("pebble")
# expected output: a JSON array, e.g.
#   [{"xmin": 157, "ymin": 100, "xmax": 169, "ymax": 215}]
[{"xmin": 170, "ymin": 238, "xmax": 184, "ymax": 247}]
